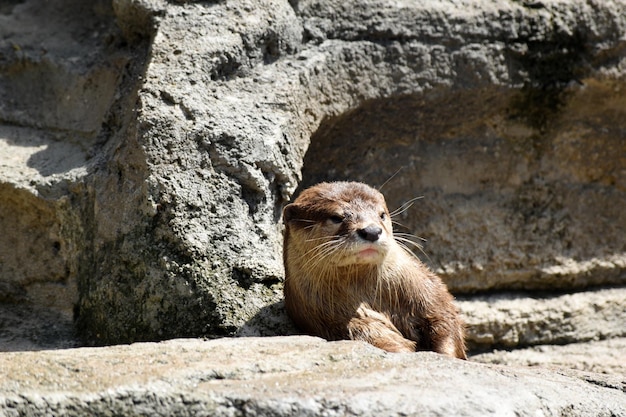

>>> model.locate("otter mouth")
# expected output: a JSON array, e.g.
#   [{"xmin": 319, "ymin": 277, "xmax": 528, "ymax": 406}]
[
  {"xmin": 352, "ymin": 243, "xmax": 387, "ymax": 264},
  {"xmin": 333, "ymin": 242, "xmax": 388, "ymax": 266},
  {"xmin": 358, "ymin": 247, "xmax": 381, "ymax": 258}
]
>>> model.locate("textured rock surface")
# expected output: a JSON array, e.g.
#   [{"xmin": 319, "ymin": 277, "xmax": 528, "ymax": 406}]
[
  {"xmin": 460, "ymin": 287, "xmax": 626, "ymax": 351},
  {"xmin": 0, "ymin": 0, "xmax": 132, "ymax": 347},
  {"xmin": 1, "ymin": 337, "xmax": 625, "ymax": 416},
  {"xmin": 0, "ymin": 0, "xmax": 625, "ymax": 370},
  {"xmin": 472, "ymin": 337, "xmax": 626, "ymax": 376},
  {"xmin": 293, "ymin": 1, "xmax": 626, "ymax": 294},
  {"xmin": 88, "ymin": 0, "xmax": 626, "ymax": 343},
  {"xmin": 2, "ymin": 1, "xmax": 626, "ymax": 414}
]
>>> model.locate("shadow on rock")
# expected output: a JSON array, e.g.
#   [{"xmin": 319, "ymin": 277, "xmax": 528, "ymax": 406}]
[
  {"xmin": 0, "ymin": 303, "xmax": 80, "ymax": 352},
  {"xmin": 236, "ymin": 300, "xmax": 300, "ymax": 337}
]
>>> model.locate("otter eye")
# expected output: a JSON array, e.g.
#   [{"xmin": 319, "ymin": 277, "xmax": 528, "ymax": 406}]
[
  {"xmin": 329, "ymin": 215, "xmax": 344, "ymax": 224},
  {"xmin": 380, "ymin": 212, "xmax": 387, "ymax": 221}
]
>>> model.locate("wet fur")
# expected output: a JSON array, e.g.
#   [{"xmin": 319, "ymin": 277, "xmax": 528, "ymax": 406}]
[{"xmin": 283, "ymin": 181, "xmax": 466, "ymax": 359}]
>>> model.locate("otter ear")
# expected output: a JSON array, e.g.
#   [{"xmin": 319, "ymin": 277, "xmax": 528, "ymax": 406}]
[
  {"xmin": 283, "ymin": 203, "xmax": 311, "ymax": 224},
  {"xmin": 282, "ymin": 203, "xmax": 297, "ymax": 223}
]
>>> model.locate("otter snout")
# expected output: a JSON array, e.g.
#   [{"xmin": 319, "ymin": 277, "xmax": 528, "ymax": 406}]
[{"xmin": 357, "ymin": 225, "xmax": 383, "ymax": 242}]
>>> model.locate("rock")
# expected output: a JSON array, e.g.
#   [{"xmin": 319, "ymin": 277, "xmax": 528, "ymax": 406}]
[
  {"xmin": 1, "ymin": 337, "xmax": 625, "ymax": 416},
  {"xmin": 1, "ymin": 1, "xmax": 626, "ymax": 412},
  {"xmin": 472, "ymin": 337, "xmax": 626, "ymax": 377},
  {"xmin": 292, "ymin": 0, "xmax": 626, "ymax": 293},
  {"xmin": 0, "ymin": 304, "xmax": 79, "ymax": 352},
  {"xmin": 81, "ymin": 0, "xmax": 626, "ymax": 344},
  {"xmin": 0, "ymin": 0, "xmax": 127, "ymax": 347},
  {"xmin": 74, "ymin": 0, "xmax": 307, "ymax": 344},
  {"xmin": 0, "ymin": 0, "xmax": 625, "ymax": 353},
  {"xmin": 112, "ymin": 0, "xmax": 167, "ymax": 41},
  {"xmin": 459, "ymin": 287, "xmax": 626, "ymax": 351}
]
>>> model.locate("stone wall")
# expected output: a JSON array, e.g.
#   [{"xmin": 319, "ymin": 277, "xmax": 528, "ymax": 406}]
[
  {"xmin": 2, "ymin": 0, "xmax": 626, "ymax": 414},
  {"xmin": 0, "ymin": 0, "xmax": 625, "ymax": 359}
]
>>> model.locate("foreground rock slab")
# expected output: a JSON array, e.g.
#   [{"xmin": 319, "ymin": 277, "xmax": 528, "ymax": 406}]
[{"xmin": 1, "ymin": 337, "xmax": 624, "ymax": 416}]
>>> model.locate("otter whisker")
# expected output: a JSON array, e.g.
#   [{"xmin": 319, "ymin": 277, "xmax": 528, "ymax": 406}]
[
  {"xmin": 394, "ymin": 237, "xmax": 431, "ymax": 264},
  {"xmin": 376, "ymin": 264, "xmax": 385, "ymax": 309},
  {"xmin": 391, "ymin": 219, "xmax": 411, "ymax": 230},
  {"xmin": 394, "ymin": 232, "xmax": 427, "ymax": 243},
  {"xmin": 307, "ymin": 246, "xmax": 340, "ymax": 270},
  {"xmin": 378, "ymin": 166, "xmax": 404, "ymax": 191},
  {"xmin": 288, "ymin": 218, "xmax": 317, "ymax": 223},
  {"xmin": 394, "ymin": 235, "xmax": 425, "ymax": 252},
  {"xmin": 301, "ymin": 238, "xmax": 344, "ymax": 271},
  {"xmin": 305, "ymin": 235, "xmax": 342, "ymax": 243},
  {"xmin": 392, "ymin": 222, "xmax": 427, "ymax": 242},
  {"xmin": 389, "ymin": 196, "xmax": 424, "ymax": 218},
  {"xmin": 301, "ymin": 242, "xmax": 339, "ymax": 267}
]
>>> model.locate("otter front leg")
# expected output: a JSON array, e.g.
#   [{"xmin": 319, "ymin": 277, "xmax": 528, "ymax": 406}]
[
  {"xmin": 347, "ymin": 305, "xmax": 416, "ymax": 353},
  {"xmin": 428, "ymin": 317, "xmax": 468, "ymax": 360}
]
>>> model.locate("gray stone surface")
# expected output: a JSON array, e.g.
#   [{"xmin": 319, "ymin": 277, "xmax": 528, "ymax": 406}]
[
  {"xmin": 0, "ymin": 0, "xmax": 128, "ymax": 347},
  {"xmin": 292, "ymin": 0, "xmax": 626, "ymax": 293},
  {"xmin": 472, "ymin": 337, "xmax": 626, "ymax": 377},
  {"xmin": 83, "ymin": 0, "xmax": 626, "ymax": 343},
  {"xmin": 0, "ymin": 0, "xmax": 625, "ymax": 371},
  {"xmin": 1, "ymin": 1, "xmax": 626, "ymax": 413},
  {"xmin": 460, "ymin": 287, "xmax": 626, "ymax": 351},
  {"xmin": 1, "ymin": 337, "xmax": 625, "ymax": 416}
]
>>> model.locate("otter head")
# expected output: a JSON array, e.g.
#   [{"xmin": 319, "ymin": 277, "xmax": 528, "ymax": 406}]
[{"xmin": 283, "ymin": 182, "xmax": 394, "ymax": 267}]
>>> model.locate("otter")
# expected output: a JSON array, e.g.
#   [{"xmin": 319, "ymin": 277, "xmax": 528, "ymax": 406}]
[{"xmin": 282, "ymin": 181, "xmax": 466, "ymax": 359}]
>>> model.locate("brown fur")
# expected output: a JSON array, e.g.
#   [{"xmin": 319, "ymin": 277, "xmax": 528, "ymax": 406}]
[{"xmin": 283, "ymin": 181, "xmax": 466, "ymax": 359}]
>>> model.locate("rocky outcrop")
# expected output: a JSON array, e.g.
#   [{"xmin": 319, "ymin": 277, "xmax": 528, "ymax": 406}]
[
  {"xmin": 1, "ymin": 337, "xmax": 625, "ymax": 416},
  {"xmin": 0, "ymin": 0, "xmax": 625, "ymax": 386},
  {"xmin": 473, "ymin": 337, "xmax": 626, "ymax": 376},
  {"xmin": 461, "ymin": 287, "xmax": 626, "ymax": 351},
  {"xmin": 0, "ymin": 0, "xmax": 131, "ymax": 348},
  {"xmin": 2, "ymin": 0, "xmax": 626, "ymax": 414}
]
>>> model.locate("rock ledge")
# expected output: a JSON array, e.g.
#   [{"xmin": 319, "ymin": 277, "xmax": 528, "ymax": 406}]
[{"xmin": 1, "ymin": 337, "xmax": 624, "ymax": 416}]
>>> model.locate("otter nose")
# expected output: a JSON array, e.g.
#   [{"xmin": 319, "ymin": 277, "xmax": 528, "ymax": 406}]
[{"xmin": 357, "ymin": 225, "xmax": 382, "ymax": 242}]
